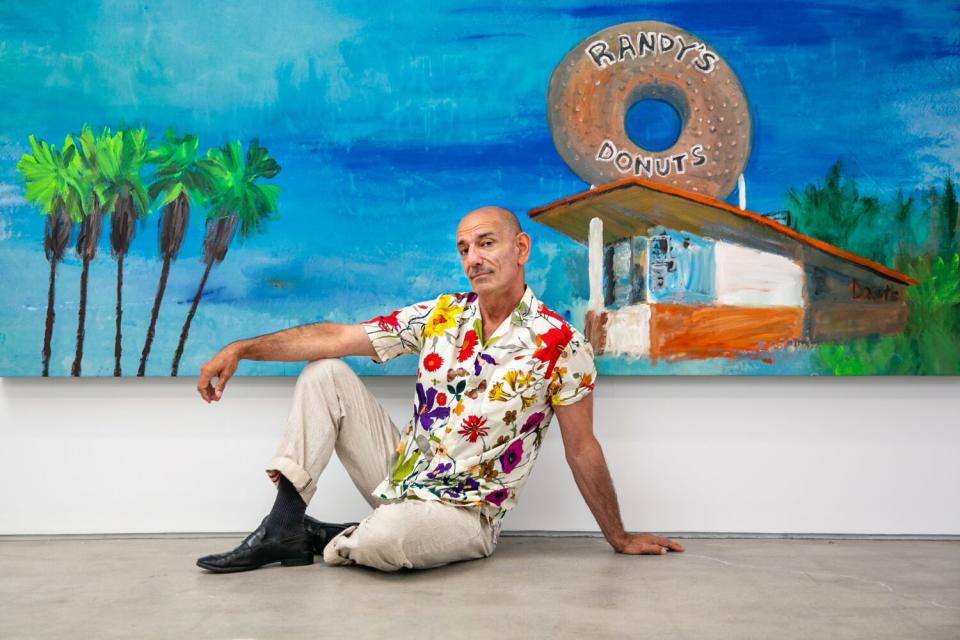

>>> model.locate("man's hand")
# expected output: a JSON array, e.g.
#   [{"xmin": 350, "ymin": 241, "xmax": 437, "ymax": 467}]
[
  {"xmin": 197, "ymin": 343, "xmax": 243, "ymax": 403},
  {"xmin": 611, "ymin": 532, "xmax": 684, "ymax": 555}
]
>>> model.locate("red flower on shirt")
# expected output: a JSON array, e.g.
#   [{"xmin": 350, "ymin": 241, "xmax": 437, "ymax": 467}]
[
  {"xmin": 531, "ymin": 324, "xmax": 573, "ymax": 378},
  {"xmin": 458, "ymin": 330, "xmax": 479, "ymax": 362},
  {"xmin": 458, "ymin": 415, "xmax": 488, "ymax": 442},
  {"xmin": 436, "ymin": 392, "xmax": 448, "ymax": 406},
  {"xmin": 538, "ymin": 303, "xmax": 566, "ymax": 324},
  {"xmin": 366, "ymin": 309, "xmax": 401, "ymax": 332},
  {"xmin": 423, "ymin": 352, "xmax": 443, "ymax": 372}
]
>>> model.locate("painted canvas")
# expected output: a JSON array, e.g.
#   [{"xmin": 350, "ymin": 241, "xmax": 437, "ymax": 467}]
[{"xmin": 0, "ymin": 1, "xmax": 957, "ymax": 377}]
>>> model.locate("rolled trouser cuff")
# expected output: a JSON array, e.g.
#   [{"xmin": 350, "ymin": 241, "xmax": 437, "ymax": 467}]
[{"xmin": 266, "ymin": 456, "xmax": 317, "ymax": 504}]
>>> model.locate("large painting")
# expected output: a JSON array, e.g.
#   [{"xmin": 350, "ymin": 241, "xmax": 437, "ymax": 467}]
[{"xmin": 0, "ymin": 1, "xmax": 957, "ymax": 376}]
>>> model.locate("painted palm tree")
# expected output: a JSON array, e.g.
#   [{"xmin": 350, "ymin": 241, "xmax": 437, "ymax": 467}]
[
  {"xmin": 71, "ymin": 125, "xmax": 113, "ymax": 376},
  {"xmin": 171, "ymin": 139, "xmax": 280, "ymax": 376},
  {"xmin": 137, "ymin": 129, "xmax": 206, "ymax": 376},
  {"xmin": 16, "ymin": 135, "xmax": 85, "ymax": 376},
  {"xmin": 98, "ymin": 127, "xmax": 151, "ymax": 376}
]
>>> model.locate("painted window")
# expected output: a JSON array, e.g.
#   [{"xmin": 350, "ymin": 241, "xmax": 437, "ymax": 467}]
[
  {"xmin": 603, "ymin": 236, "xmax": 648, "ymax": 309},
  {"xmin": 646, "ymin": 229, "xmax": 717, "ymax": 304}
]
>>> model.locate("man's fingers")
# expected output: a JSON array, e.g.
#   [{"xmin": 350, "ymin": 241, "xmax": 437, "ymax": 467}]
[
  {"xmin": 630, "ymin": 540, "xmax": 681, "ymax": 555},
  {"xmin": 658, "ymin": 536, "xmax": 684, "ymax": 552},
  {"xmin": 197, "ymin": 371, "xmax": 211, "ymax": 401},
  {"xmin": 197, "ymin": 366, "xmax": 222, "ymax": 403},
  {"xmin": 215, "ymin": 373, "xmax": 230, "ymax": 399}
]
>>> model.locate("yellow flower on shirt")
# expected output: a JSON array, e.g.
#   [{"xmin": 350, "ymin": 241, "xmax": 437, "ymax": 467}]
[
  {"xmin": 422, "ymin": 294, "xmax": 464, "ymax": 338},
  {"xmin": 487, "ymin": 381, "xmax": 512, "ymax": 402},
  {"xmin": 503, "ymin": 369, "xmax": 533, "ymax": 392}
]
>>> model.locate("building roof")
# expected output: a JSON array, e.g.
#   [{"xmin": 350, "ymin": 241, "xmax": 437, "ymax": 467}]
[{"xmin": 528, "ymin": 177, "xmax": 917, "ymax": 286}]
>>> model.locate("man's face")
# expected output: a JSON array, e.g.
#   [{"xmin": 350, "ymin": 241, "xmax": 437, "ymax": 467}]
[{"xmin": 456, "ymin": 209, "xmax": 529, "ymax": 296}]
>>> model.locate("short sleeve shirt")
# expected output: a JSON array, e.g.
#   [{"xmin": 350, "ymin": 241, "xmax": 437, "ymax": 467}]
[{"xmin": 361, "ymin": 286, "xmax": 597, "ymax": 519}]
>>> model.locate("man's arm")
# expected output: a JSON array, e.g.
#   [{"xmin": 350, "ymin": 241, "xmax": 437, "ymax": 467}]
[
  {"xmin": 555, "ymin": 394, "xmax": 684, "ymax": 555},
  {"xmin": 196, "ymin": 323, "xmax": 375, "ymax": 403}
]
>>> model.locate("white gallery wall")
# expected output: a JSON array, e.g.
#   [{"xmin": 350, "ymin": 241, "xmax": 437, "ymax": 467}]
[{"xmin": 2, "ymin": 373, "xmax": 959, "ymax": 536}]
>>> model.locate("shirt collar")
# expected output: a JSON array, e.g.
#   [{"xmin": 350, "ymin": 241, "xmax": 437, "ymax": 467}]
[
  {"xmin": 512, "ymin": 285, "xmax": 538, "ymax": 328},
  {"xmin": 465, "ymin": 285, "xmax": 539, "ymax": 329}
]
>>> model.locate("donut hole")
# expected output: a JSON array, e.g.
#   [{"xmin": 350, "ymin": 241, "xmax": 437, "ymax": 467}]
[{"xmin": 623, "ymin": 84, "xmax": 689, "ymax": 153}]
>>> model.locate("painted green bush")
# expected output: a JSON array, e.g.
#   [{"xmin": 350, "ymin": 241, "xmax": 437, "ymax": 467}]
[{"xmin": 790, "ymin": 163, "xmax": 960, "ymax": 375}]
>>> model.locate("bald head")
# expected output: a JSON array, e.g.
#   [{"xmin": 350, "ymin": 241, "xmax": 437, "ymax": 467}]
[{"xmin": 458, "ymin": 206, "xmax": 522, "ymax": 237}]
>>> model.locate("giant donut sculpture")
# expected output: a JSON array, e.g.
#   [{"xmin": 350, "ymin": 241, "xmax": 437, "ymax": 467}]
[{"xmin": 547, "ymin": 21, "xmax": 752, "ymax": 200}]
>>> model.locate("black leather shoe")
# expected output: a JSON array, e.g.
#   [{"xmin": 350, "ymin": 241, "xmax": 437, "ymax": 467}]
[
  {"xmin": 303, "ymin": 514, "xmax": 359, "ymax": 555},
  {"xmin": 196, "ymin": 518, "xmax": 314, "ymax": 573}
]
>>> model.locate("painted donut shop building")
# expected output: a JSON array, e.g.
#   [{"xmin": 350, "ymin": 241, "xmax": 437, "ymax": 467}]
[
  {"xmin": 529, "ymin": 178, "xmax": 915, "ymax": 362},
  {"xmin": 529, "ymin": 21, "xmax": 914, "ymax": 362}
]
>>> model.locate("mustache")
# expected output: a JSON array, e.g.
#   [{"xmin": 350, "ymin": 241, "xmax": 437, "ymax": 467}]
[{"xmin": 469, "ymin": 268, "xmax": 493, "ymax": 278}]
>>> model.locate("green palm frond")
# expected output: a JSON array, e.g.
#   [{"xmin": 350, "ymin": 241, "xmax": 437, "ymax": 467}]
[
  {"xmin": 75, "ymin": 124, "xmax": 116, "ymax": 213},
  {"xmin": 99, "ymin": 127, "xmax": 151, "ymax": 218},
  {"xmin": 147, "ymin": 128, "xmax": 205, "ymax": 207},
  {"xmin": 245, "ymin": 138, "xmax": 280, "ymax": 179},
  {"xmin": 16, "ymin": 134, "xmax": 86, "ymax": 222},
  {"xmin": 199, "ymin": 138, "xmax": 281, "ymax": 236}
]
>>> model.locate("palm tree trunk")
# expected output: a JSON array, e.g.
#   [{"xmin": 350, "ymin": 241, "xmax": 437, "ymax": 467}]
[
  {"xmin": 110, "ymin": 196, "xmax": 136, "ymax": 377},
  {"xmin": 41, "ymin": 206, "xmax": 72, "ymax": 376},
  {"xmin": 41, "ymin": 259, "xmax": 57, "ymax": 377},
  {"xmin": 138, "ymin": 255, "xmax": 172, "ymax": 376},
  {"xmin": 73, "ymin": 201, "xmax": 102, "ymax": 377},
  {"xmin": 171, "ymin": 260, "xmax": 214, "ymax": 377},
  {"xmin": 114, "ymin": 253, "xmax": 124, "ymax": 376},
  {"xmin": 71, "ymin": 255, "xmax": 91, "ymax": 376},
  {"xmin": 139, "ymin": 194, "xmax": 189, "ymax": 376}
]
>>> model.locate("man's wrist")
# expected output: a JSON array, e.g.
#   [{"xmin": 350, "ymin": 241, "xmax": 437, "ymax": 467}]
[
  {"xmin": 229, "ymin": 339, "xmax": 251, "ymax": 360},
  {"xmin": 607, "ymin": 530, "xmax": 629, "ymax": 552}
]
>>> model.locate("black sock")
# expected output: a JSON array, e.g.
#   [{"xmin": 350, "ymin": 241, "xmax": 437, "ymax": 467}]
[{"xmin": 264, "ymin": 474, "xmax": 306, "ymax": 540}]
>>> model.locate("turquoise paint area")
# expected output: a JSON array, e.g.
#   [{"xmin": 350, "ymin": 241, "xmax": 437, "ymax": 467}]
[
  {"xmin": 646, "ymin": 229, "xmax": 716, "ymax": 305},
  {"xmin": 598, "ymin": 348, "xmax": 813, "ymax": 376}
]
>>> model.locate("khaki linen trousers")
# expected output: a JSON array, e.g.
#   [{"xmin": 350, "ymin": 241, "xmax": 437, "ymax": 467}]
[{"xmin": 266, "ymin": 358, "xmax": 500, "ymax": 572}]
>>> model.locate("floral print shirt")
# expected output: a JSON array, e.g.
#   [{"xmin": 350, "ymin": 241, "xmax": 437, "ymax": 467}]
[{"xmin": 362, "ymin": 286, "xmax": 597, "ymax": 519}]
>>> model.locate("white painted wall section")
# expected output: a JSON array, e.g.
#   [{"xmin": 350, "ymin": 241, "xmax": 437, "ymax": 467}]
[
  {"xmin": 715, "ymin": 241, "xmax": 804, "ymax": 307},
  {"xmin": 588, "ymin": 217, "xmax": 604, "ymax": 312},
  {"xmin": 3, "ymin": 375, "xmax": 960, "ymax": 536},
  {"xmin": 603, "ymin": 304, "xmax": 651, "ymax": 357}
]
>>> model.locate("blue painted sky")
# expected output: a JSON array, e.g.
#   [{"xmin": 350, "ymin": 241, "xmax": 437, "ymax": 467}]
[{"xmin": 0, "ymin": 0, "xmax": 957, "ymax": 376}]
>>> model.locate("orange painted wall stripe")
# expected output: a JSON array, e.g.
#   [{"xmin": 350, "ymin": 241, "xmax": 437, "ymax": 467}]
[{"xmin": 648, "ymin": 304, "xmax": 804, "ymax": 362}]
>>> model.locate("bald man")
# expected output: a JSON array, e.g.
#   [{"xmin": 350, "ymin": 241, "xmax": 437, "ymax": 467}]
[{"xmin": 195, "ymin": 206, "xmax": 683, "ymax": 573}]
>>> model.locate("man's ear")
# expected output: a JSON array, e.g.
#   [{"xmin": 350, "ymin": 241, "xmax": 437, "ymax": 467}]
[{"xmin": 516, "ymin": 232, "xmax": 531, "ymax": 266}]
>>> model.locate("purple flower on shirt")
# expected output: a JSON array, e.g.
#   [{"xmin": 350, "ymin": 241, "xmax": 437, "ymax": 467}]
[
  {"xmin": 520, "ymin": 412, "xmax": 545, "ymax": 434},
  {"xmin": 473, "ymin": 353, "xmax": 497, "ymax": 376},
  {"xmin": 499, "ymin": 439, "xmax": 524, "ymax": 474},
  {"xmin": 415, "ymin": 382, "xmax": 450, "ymax": 430},
  {"xmin": 443, "ymin": 476, "xmax": 481, "ymax": 498},
  {"xmin": 485, "ymin": 487, "xmax": 510, "ymax": 506},
  {"xmin": 427, "ymin": 462, "xmax": 452, "ymax": 479}
]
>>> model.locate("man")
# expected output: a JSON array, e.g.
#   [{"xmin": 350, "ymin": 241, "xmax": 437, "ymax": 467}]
[{"xmin": 195, "ymin": 206, "xmax": 683, "ymax": 573}]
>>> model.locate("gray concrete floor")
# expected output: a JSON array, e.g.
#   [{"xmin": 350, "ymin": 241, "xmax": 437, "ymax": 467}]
[{"xmin": 1, "ymin": 536, "xmax": 958, "ymax": 639}]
